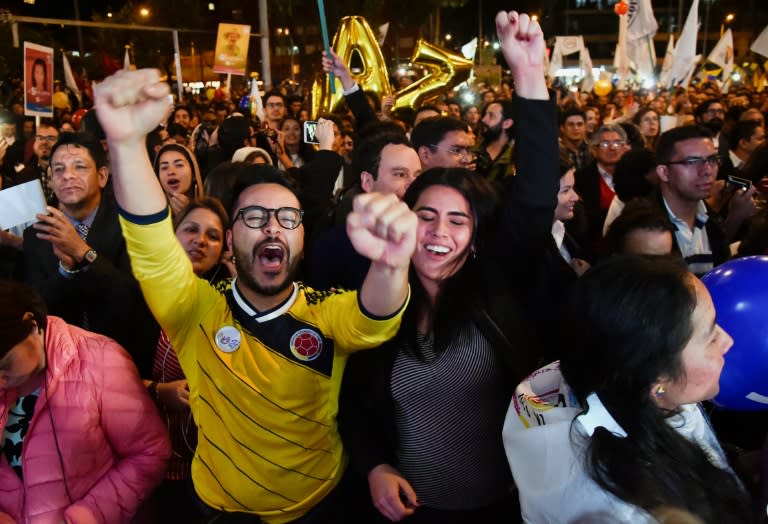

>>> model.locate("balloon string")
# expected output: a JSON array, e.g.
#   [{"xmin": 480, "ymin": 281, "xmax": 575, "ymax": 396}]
[{"xmin": 317, "ymin": 0, "xmax": 336, "ymax": 94}]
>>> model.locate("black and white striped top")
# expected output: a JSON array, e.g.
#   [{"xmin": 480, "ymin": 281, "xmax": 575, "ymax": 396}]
[{"xmin": 391, "ymin": 323, "xmax": 514, "ymax": 510}]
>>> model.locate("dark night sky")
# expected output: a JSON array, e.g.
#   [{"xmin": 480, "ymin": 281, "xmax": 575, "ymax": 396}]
[{"xmin": 3, "ymin": 0, "xmax": 766, "ymax": 49}]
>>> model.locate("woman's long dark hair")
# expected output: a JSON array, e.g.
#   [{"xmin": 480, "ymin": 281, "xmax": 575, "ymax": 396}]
[
  {"xmin": 560, "ymin": 256, "xmax": 750, "ymax": 523},
  {"xmin": 399, "ymin": 168, "xmax": 499, "ymax": 356},
  {"xmin": 152, "ymin": 142, "xmax": 204, "ymax": 202},
  {"xmin": 32, "ymin": 58, "xmax": 47, "ymax": 89},
  {"xmin": 280, "ymin": 115, "xmax": 316, "ymax": 164}
]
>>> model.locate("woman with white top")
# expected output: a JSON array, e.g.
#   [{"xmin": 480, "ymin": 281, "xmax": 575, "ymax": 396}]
[{"xmin": 503, "ymin": 255, "xmax": 751, "ymax": 523}]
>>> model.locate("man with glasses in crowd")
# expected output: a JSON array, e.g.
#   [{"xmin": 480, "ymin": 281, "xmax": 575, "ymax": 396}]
[
  {"xmin": 12, "ymin": 120, "xmax": 59, "ymax": 203},
  {"xmin": 411, "ymin": 116, "xmax": 476, "ymax": 172},
  {"xmin": 263, "ymin": 91, "xmax": 287, "ymax": 132},
  {"xmin": 94, "ymin": 68, "xmax": 416, "ymax": 523},
  {"xmin": 573, "ymin": 124, "xmax": 630, "ymax": 258},
  {"xmin": 655, "ymin": 125, "xmax": 756, "ymax": 276}
]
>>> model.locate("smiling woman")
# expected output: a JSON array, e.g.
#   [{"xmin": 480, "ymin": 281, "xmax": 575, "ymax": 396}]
[{"xmin": 337, "ymin": 12, "xmax": 562, "ymax": 522}]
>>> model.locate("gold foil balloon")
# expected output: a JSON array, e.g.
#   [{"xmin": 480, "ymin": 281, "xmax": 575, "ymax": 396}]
[
  {"xmin": 312, "ymin": 16, "xmax": 474, "ymax": 118},
  {"xmin": 312, "ymin": 16, "xmax": 392, "ymax": 117},
  {"xmin": 593, "ymin": 79, "xmax": 612, "ymax": 97},
  {"xmin": 391, "ymin": 40, "xmax": 473, "ymax": 112}
]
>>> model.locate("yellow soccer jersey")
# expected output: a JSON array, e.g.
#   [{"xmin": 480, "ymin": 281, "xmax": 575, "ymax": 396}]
[{"xmin": 120, "ymin": 209, "xmax": 406, "ymax": 523}]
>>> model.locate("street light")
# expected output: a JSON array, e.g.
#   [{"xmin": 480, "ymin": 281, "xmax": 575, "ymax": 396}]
[
  {"xmin": 531, "ymin": 15, "xmax": 539, "ymax": 22},
  {"xmin": 139, "ymin": 7, "xmax": 150, "ymax": 17},
  {"xmin": 721, "ymin": 13, "xmax": 734, "ymax": 38}
]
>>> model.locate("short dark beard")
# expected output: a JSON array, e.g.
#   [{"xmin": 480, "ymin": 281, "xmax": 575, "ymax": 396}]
[
  {"xmin": 482, "ymin": 121, "xmax": 504, "ymax": 143},
  {"xmin": 233, "ymin": 243, "xmax": 301, "ymax": 298},
  {"xmin": 703, "ymin": 118, "xmax": 723, "ymax": 133}
]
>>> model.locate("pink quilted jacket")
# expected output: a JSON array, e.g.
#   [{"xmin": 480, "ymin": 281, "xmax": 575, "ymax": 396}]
[{"xmin": 0, "ymin": 317, "xmax": 170, "ymax": 524}]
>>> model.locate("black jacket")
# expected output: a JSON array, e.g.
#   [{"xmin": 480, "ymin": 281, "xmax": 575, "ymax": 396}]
[
  {"xmin": 21, "ymin": 193, "xmax": 159, "ymax": 375},
  {"xmin": 339, "ymin": 94, "xmax": 561, "ymax": 479}
]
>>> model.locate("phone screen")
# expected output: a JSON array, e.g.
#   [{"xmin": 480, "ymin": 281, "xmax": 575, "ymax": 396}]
[{"xmin": 303, "ymin": 121, "xmax": 319, "ymax": 144}]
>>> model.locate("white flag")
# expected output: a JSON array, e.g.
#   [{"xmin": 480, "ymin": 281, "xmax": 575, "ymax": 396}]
[
  {"xmin": 549, "ymin": 36, "xmax": 585, "ymax": 77},
  {"xmin": 666, "ymin": 0, "xmax": 699, "ymax": 88},
  {"xmin": 615, "ymin": 12, "xmax": 630, "ymax": 89},
  {"xmin": 251, "ymin": 79, "xmax": 265, "ymax": 123},
  {"xmin": 461, "ymin": 38, "xmax": 478, "ymax": 61},
  {"xmin": 378, "ymin": 23, "xmax": 389, "ymax": 47},
  {"xmin": 659, "ymin": 34, "xmax": 675, "ymax": 86},
  {"xmin": 580, "ymin": 47, "xmax": 595, "ymax": 92},
  {"xmin": 682, "ymin": 55, "xmax": 702, "ymax": 88},
  {"xmin": 557, "ymin": 36, "xmax": 585, "ymax": 56},
  {"xmin": 123, "ymin": 47, "xmax": 131, "ymax": 70},
  {"xmin": 628, "ymin": 36, "xmax": 657, "ymax": 80},
  {"xmin": 750, "ymin": 24, "xmax": 768, "ymax": 59},
  {"xmin": 62, "ymin": 52, "xmax": 81, "ymax": 104},
  {"xmin": 548, "ymin": 44, "xmax": 563, "ymax": 78},
  {"xmin": 627, "ymin": 0, "xmax": 659, "ymax": 41},
  {"xmin": 708, "ymin": 28, "xmax": 734, "ymax": 81}
]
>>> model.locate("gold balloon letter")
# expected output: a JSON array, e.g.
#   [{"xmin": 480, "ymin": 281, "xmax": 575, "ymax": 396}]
[
  {"xmin": 312, "ymin": 16, "xmax": 392, "ymax": 117},
  {"xmin": 392, "ymin": 40, "xmax": 474, "ymax": 112}
]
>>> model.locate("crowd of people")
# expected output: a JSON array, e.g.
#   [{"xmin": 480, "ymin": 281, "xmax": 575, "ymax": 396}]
[{"xmin": 0, "ymin": 7, "xmax": 767, "ymax": 524}]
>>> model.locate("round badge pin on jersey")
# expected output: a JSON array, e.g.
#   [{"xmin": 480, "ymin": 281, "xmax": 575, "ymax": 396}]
[
  {"xmin": 215, "ymin": 326, "xmax": 241, "ymax": 353},
  {"xmin": 290, "ymin": 328, "xmax": 323, "ymax": 362}
]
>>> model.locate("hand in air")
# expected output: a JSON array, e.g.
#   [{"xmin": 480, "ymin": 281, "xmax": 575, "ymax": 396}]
[
  {"xmin": 94, "ymin": 69, "xmax": 172, "ymax": 145},
  {"xmin": 347, "ymin": 192, "xmax": 417, "ymax": 270}
]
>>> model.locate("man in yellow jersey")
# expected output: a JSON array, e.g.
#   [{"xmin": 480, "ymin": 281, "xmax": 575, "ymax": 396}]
[{"xmin": 93, "ymin": 69, "xmax": 415, "ymax": 524}]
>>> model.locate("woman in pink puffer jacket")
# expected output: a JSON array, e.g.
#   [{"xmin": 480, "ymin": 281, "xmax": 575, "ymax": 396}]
[{"xmin": 0, "ymin": 280, "xmax": 170, "ymax": 524}]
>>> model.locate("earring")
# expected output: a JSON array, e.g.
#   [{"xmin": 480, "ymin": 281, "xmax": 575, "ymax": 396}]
[
  {"xmin": 654, "ymin": 385, "xmax": 666, "ymax": 397},
  {"xmin": 471, "ymin": 248, "xmax": 477, "ymax": 260},
  {"xmin": 231, "ymin": 255, "xmax": 236, "ymax": 263}
]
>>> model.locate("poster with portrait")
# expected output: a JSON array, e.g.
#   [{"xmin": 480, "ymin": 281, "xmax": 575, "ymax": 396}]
[
  {"xmin": 24, "ymin": 42, "xmax": 54, "ymax": 117},
  {"xmin": 213, "ymin": 23, "xmax": 251, "ymax": 75}
]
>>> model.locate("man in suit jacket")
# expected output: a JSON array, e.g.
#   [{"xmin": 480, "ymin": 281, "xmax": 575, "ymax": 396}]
[
  {"xmin": 572, "ymin": 124, "xmax": 630, "ymax": 259},
  {"xmin": 721, "ymin": 120, "xmax": 766, "ymax": 179},
  {"xmin": 21, "ymin": 131, "xmax": 158, "ymax": 375}
]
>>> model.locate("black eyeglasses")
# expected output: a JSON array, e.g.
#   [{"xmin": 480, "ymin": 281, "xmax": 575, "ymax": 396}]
[
  {"xmin": 666, "ymin": 155, "xmax": 721, "ymax": 169},
  {"xmin": 429, "ymin": 144, "xmax": 475, "ymax": 160},
  {"xmin": 236, "ymin": 205, "xmax": 304, "ymax": 230}
]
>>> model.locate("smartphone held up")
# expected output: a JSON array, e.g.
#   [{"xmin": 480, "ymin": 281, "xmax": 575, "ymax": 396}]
[{"xmin": 303, "ymin": 121, "xmax": 319, "ymax": 144}]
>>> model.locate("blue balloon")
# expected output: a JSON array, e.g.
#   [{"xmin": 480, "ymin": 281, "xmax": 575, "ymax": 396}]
[{"xmin": 702, "ymin": 256, "xmax": 768, "ymax": 411}]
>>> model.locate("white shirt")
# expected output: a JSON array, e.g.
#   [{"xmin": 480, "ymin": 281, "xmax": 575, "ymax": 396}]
[
  {"xmin": 662, "ymin": 197, "xmax": 713, "ymax": 276},
  {"xmin": 551, "ymin": 220, "xmax": 572, "ymax": 263},
  {"xmin": 503, "ymin": 363, "xmax": 732, "ymax": 524},
  {"xmin": 597, "ymin": 164, "xmax": 615, "ymax": 192},
  {"xmin": 728, "ymin": 149, "xmax": 743, "ymax": 170},
  {"xmin": 602, "ymin": 196, "xmax": 625, "ymax": 237}
]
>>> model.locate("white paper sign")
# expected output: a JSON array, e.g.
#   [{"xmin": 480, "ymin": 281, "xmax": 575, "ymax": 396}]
[
  {"xmin": 660, "ymin": 115, "xmax": 678, "ymax": 134},
  {"xmin": 0, "ymin": 179, "xmax": 47, "ymax": 229}
]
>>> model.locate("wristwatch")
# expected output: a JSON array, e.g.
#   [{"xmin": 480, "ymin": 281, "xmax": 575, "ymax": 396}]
[{"xmin": 76, "ymin": 248, "xmax": 98, "ymax": 269}]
